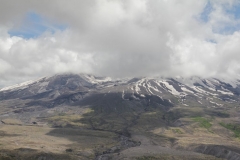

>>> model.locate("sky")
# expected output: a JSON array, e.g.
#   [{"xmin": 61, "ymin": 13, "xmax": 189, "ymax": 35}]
[{"xmin": 1, "ymin": 0, "xmax": 240, "ymax": 87}]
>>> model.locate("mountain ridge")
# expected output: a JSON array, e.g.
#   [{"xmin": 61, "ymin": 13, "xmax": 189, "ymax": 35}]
[{"xmin": 1, "ymin": 73, "xmax": 240, "ymax": 159}]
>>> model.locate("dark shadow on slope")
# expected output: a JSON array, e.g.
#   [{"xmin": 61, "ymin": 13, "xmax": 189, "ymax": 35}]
[
  {"xmin": 44, "ymin": 92, "xmax": 175, "ymax": 158},
  {"xmin": 193, "ymin": 144, "xmax": 240, "ymax": 160},
  {"xmin": 45, "ymin": 92, "xmax": 174, "ymax": 135},
  {"xmin": 21, "ymin": 90, "xmax": 53, "ymax": 100},
  {"xmin": 0, "ymin": 148, "xmax": 73, "ymax": 160},
  {"xmin": 0, "ymin": 130, "xmax": 21, "ymax": 137}
]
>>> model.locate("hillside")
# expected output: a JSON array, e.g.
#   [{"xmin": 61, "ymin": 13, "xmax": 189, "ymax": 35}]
[{"xmin": 1, "ymin": 73, "xmax": 240, "ymax": 159}]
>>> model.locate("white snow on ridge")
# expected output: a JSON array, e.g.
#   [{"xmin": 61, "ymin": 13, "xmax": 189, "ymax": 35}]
[
  {"xmin": 132, "ymin": 94, "xmax": 140, "ymax": 100},
  {"xmin": 83, "ymin": 74, "xmax": 112, "ymax": 84},
  {"xmin": 198, "ymin": 101, "xmax": 202, "ymax": 104},
  {"xmin": 39, "ymin": 81, "xmax": 49, "ymax": 87},
  {"xmin": 217, "ymin": 77, "xmax": 240, "ymax": 88},
  {"xmin": 217, "ymin": 90, "xmax": 234, "ymax": 95},
  {"xmin": 224, "ymin": 98, "xmax": 237, "ymax": 102},
  {"xmin": 0, "ymin": 80, "xmax": 34, "ymax": 91},
  {"xmin": 104, "ymin": 84, "xmax": 115, "ymax": 88},
  {"xmin": 161, "ymin": 81, "xmax": 180, "ymax": 96},
  {"xmin": 195, "ymin": 93, "xmax": 204, "ymax": 97},
  {"xmin": 205, "ymin": 79, "xmax": 215, "ymax": 88},
  {"xmin": 134, "ymin": 79, "xmax": 145, "ymax": 94},
  {"xmin": 0, "ymin": 77, "xmax": 46, "ymax": 92},
  {"xmin": 191, "ymin": 86, "xmax": 218, "ymax": 96},
  {"xmin": 211, "ymin": 78, "xmax": 220, "ymax": 84},
  {"xmin": 174, "ymin": 76, "xmax": 208, "ymax": 88},
  {"xmin": 135, "ymin": 83, "xmax": 141, "ymax": 94},
  {"xmin": 122, "ymin": 90, "xmax": 127, "ymax": 100},
  {"xmin": 146, "ymin": 81, "xmax": 162, "ymax": 94},
  {"xmin": 142, "ymin": 81, "xmax": 151, "ymax": 95},
  {"xmin": 146, "ymin": 80, "xmax": 164, "ymax": 99},
  {"xmin": 133, "ymin": 79, "xmax": 167, "ymax": 98},
  {"xmin": 207, "ymin": 87, "xmax": 216, "ymax": 92},
  {"xmin": 37, "ymin": 87, "xmax": 47, "ymax": 94},
  {"xmin": 145, "ymin": 85, "xmax": 153, "ymax": 95},
  {"xmin": 209, "ymin": 101, "xmax": 223, "ymax": 107},
  {"xmin": 181, "ymin": 87, "xmax": 194, "ymax": 94},
  {"xmin": 130, "ymin": 86, "xmax": 134, "ymax": 91},
  {"xmin": 153, "ymin": 80, "xmax": 166, "ymax": 91}
]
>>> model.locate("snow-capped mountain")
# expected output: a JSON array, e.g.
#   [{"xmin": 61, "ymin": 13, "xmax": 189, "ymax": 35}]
[
  {"xmin": 2, "ymin": 73, "xmax": 240, "ymax": 159},
  {"xmin": 1, "ymin": 73, "xmax": 240, "ymax": 108}
]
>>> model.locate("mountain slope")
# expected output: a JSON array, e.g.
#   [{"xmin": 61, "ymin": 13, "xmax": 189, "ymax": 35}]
[{"xmin": 1, "ymin": 73, "xmax": 240, "ymax": 159}]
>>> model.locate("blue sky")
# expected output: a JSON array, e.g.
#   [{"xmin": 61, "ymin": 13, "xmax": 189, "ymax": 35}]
[
  {"xmin": 8, "ymin": 2, "xmax": 240, "ymax": 39},
  {"xmin": 200, "ymin": 1, "xmax": 213, "ymax": 23},
  {"xmin": 200, "ymin": 1, "xmax": 240, "ymax": 34},
  {"xmin": 227, "ymin": 2, "xmax": 240, "ymax": 19},
  {"xmin": 8, "ymin": 12, "xmax": 67, "ymax": 39}
]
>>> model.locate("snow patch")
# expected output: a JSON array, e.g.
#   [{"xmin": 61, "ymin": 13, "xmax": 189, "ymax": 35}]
[
  {"xmin": 198, "ymin": 101, "xmax": 202, "ymax": 104},
  {"xmin": 83, "ymin": 74, "xmax": 112, "ymax": 84},
  {"xmin": 161, "ymin": 81, "xmax": 180, "ymax": 96},
  {"xmin": 0, "ymin": 77, "xmax": 45, "ymax": 92},
  {"xmin": 209, "ymin": 101, "xmax": 223, "ymax": 107},
  {"xmin": 217, "ymin": 90, "xmax": 234, "ymax": 95},
  {"xmin": 135, "ymin": 79, "xmax": 145, "ymax": 94},
  {"xmin": 181, "ymin": 87, "xmax": 194, "ymax": 94}
]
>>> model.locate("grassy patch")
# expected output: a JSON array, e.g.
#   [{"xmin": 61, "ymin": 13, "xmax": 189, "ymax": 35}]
[
  {"xmin": 1, "ymin": 119, "xmax": 22, "ymax": 125},
  {"xmin": 219, "ymin": 122, "xmax": 240, "ymax": 138},
  {"xmin": 48, "ymin": 115, "xmax": 85, "ymax": 127},
  {"xmin": 47, "ymin": 108, "xmax": 94, "ymax": 128},
  {"xmin": 192, "ymin": 117, "xmax": 212, "ymax": 129},
  {"xmin": 172, "ymin": 128, "xmax": 183, "ymax": 134},
  {"xmin": 164, "ymin": 107, "xmax": 204, "ymax": 122}
]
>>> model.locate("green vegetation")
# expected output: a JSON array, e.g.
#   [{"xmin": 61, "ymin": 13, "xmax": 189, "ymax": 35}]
[
  {"xmin": 219, "ymin": 122, "xmax": 240, "ymax": 138},
  {"xmin": 192, "ymin": 117, "xmax": 212, "ymax": 129},
  {"xmin": 166, "ymin": 107, "xmax": 204, "ymax": 121},
  {"xmin": 47, "ymin": 108, "xmax": 94, "ymax": 128},
  {"xmin": 48, "ymin": 115, "xmax": 85, "ymax": 127}
]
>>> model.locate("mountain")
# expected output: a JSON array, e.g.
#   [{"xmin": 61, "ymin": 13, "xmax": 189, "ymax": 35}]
[{"xmin": 1, "ymin": 73, "xmax": 240, "ymax": 159}]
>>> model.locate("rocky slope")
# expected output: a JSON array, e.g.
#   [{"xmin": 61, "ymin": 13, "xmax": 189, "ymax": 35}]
[{"xmin": 1, "ymin": 73, "xmax": 240, "ymax": 159}]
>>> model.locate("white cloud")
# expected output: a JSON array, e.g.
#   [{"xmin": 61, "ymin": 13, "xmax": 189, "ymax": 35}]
[{"xmin": 1, "ymin": 0, "xmax": 240, "ymax": 87}]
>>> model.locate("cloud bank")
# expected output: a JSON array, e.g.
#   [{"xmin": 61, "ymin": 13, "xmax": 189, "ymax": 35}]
[{"xmin": 1, "ymin": 0, "xmax": 240, "ymax": 87}]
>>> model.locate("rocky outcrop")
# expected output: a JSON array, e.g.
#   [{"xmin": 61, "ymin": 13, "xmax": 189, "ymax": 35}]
[{"xmin": 194, "ymin": 144, "xmax": 240, "ymax": 160}]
